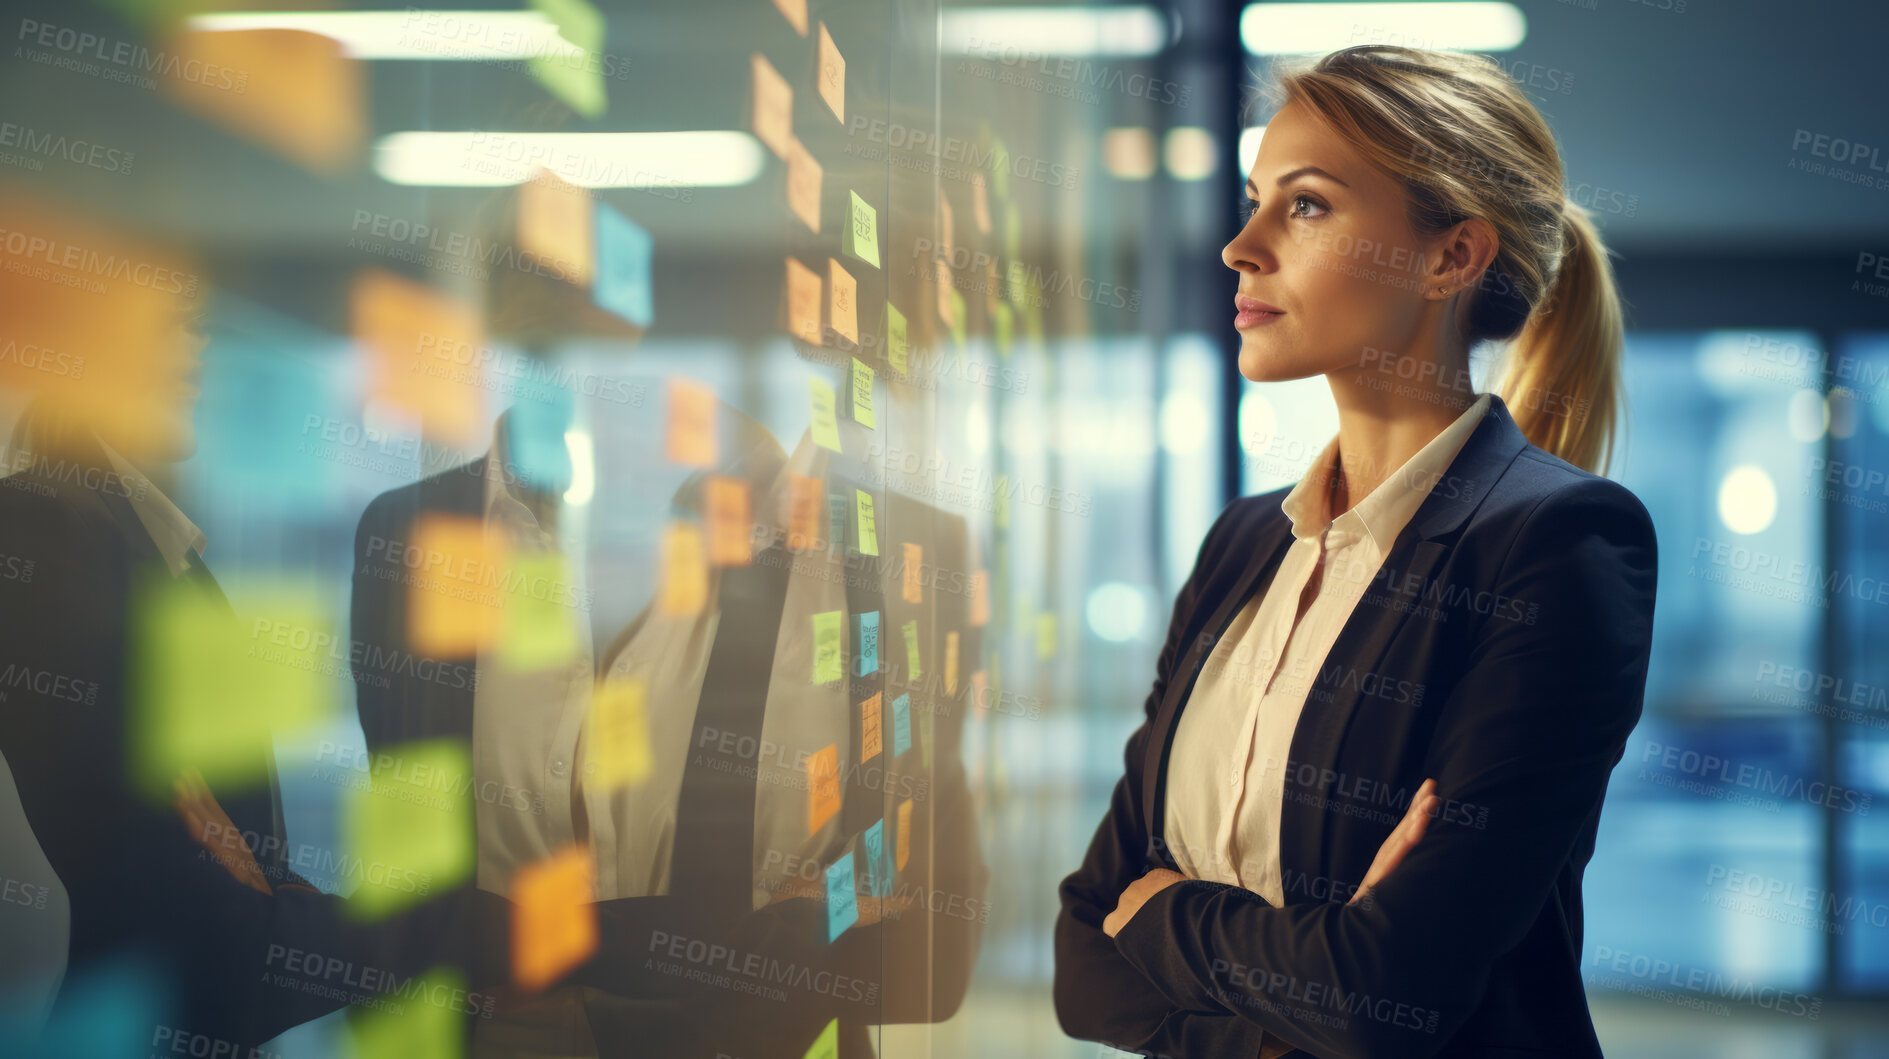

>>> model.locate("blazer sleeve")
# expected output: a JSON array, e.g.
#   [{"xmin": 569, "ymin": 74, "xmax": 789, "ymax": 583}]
[
  {"xmin": 1110, "ymin": 477, "xmax": 1658, "ymax": 1059},
  {"xmin": 1053, "ymin": 499, "xmax": 1276, "ymax": 1057}
]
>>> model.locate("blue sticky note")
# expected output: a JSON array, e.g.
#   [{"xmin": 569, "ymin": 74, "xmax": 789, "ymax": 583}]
[
  {"xmin": 595, "ymin": 203, "xmax": 654, "ymax": 328},
  {"xmin": 826, "ymin": 852, "xmax": 858, "ymax": 941},
  {"xmin": 862, "ymin": 819, "xmax": 887, "ymax": 897},
  {"xmin": 855, "ymin": 611, "xmax": 879, "ymax": 676},
  {"xmin": 506, "ymin": 379, "xmax": 574, "ymax": 492},
  {"xmin": 892, "ymin": 692, "xmax": 911, "ymax": 757}
]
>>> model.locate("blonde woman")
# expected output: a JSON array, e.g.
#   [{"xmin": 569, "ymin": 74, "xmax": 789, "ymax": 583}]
[{"xmin": 1055, "ymin": 46, "xmax": 1656, "ymax": 1059}]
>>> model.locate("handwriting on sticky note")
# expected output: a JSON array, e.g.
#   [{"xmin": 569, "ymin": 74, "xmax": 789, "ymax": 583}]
[
  {"xmin": 860, "ymin": 692, "xmax": 882, "ymax": 762},
  {"xmin": 812, "ymin": 610, "xmax": 843, "ymax": 684},
  {"xmin": 901, "ymin": 542, "xmax": 922, "ymax": 603},
  {"xmin": 705, "ymin": 476, "xmax": 752, "ymax": 566},
  {"xmin": 809, "ymin": 375, "xmax": 842, "ymax": 452},
  {"xmin": 901, "ymin": 618, "xmax": 921, "ymax": 681},
  {"xmin": 808, "ymin": 744, "xmax": 840, "ymax": 833},
  {"xmin": 854, "ymin": 489, "xmax": 878, "ymax": 556},
  {"xmin": 827, "ymin": 258, "xmax": 858, "ymax": 345},
  {"xmin": 785, "ymin": 138, "xmax": 821, "ymax": 233},
  {"xmin": 788, "ymin": 473, "xmax": 823, "ymax": 550},
  {"xmin": 863, "ymin": 819, "xmax": 887, "ymax": 897},
  {"xmin": 751, "ymin": 53, "xmax": 792, "ymax": 158},
  {"xmin": 511, "ymin": 844, "xmax": 597, "ymax": 991},
  {"xmin": 896, "ymin": 799, "xmax": 913, "ymax": 870},
  {"xmin": 665, "ymin": 378, "xmax": 716, "ymax": 467},
  {"xmin": 844, "ymin": 189, "xmax": 879, "ymax": 268},
  {"xmin": 892, "ymin": 692, "xmax": 911, "ymax": 757},
  {"xmin": 785, "ymin": 256, "xmax": 822, "ymax": 344},
  {"xmin": 658, "ymin": 522, "xmax": 707, "ymax": 615},
  {"xmin": 854, "ymin": 611, "xmax": 879, "ymax": 676},
  {"xmin": 816, "ymin": 23, "xmax": 844, "ymax": 122},
  {"xmin": 850, "ymin": 357, "xmax": 874, "ymax": 428},
  {"xmin": 590, "ymin": 675, "xmax": 651, "ymax": 789},
  {"xmin": 826, "ymin": 851, "xmax": 857, "ymax": 941}
]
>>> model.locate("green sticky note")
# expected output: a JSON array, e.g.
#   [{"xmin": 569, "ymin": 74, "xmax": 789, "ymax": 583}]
[
  {"xmin": 948, "ymin": 289, "xmax": 966, "ymax": 349},
  {"xmin": 348, "ymin": 967, "xmax": 466, "ymax": 1059},
  {"xmin": 886, "ymin": 301, "xmax": 908, "ymax": 374},
  {"xmin": 844, "ymin": 190, "xmax": 880, "ymax": 268},
  {"xmin": 902, "ymin": 618, "xmax": 921, "ymax": 681},
  {"xmin": 993, "ymin": 302, "xmax": 1013, "ymax": 358},
  {"xmin": 528, "ymin": 0, "xmax": 609, "ymax": 118},
  {"xmin": 1004, "ymin": 202, "xmax": 1022, "ymax": 261},
  {"xmin": 920, "ymin": 710, "xmax": 934, "ymax": 770},
  {"xmin": 850, "ymin": 357, "xmax": 875, "ymax": 427},
  {"xmin": 809, "ymin": 375, "xmax": 842, "ymax": 452},
  {"xmin": 855, "ymin": 489, "xmax": 879, "ymax": 556},
  {"xmin": 813, "ymin": 610, "xmax": 843, "ymax": 685},
  {"xmin": 991, "ymin": 138, "xmax": 1011, "ymax": 199},
  {"xmin": 500, "ymin": 552, "xmax": 578, "ymax": 672},
  {"xmin": 1036, "ymin": 612, "xmax": 1057, "ymax": 658},
  {"xmin": 995, "ymin": 473, "xmax": 1010, "ymax": 528},
  {"xmin": 346, "ymin": 740, "xmax": 473, "ymax": 920},
  {"xmin": 1006, "ymin": 259, "xmax": 1027, "ymax": 306},
  {"xmin": 802, "ymin": 1019, "xmax": 839, "ymax": 1059}
]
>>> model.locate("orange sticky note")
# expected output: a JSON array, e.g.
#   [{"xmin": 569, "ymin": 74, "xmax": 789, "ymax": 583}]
[
  {"xmin": 511, "ymin": 844, "xmax": 597, "ymax": 992},
  {"xmin": 808, "ymin": 744, "xmax": 841, "ymax": 834},
  {"xmin": 785, "ymin": 257, "xmax": 822, "ymax": 344},
  {"xmin": 705, "ymin": 476, "xmax": 753, "ymax": 566},
  {"xmin": 816, "ymin": 24, "xmax": 844, "ymax": 123},
  {"xmin": 860, "ymin": 692, "xmax": 882, "ymax": 763},
  {"xmin": 788, "ymin": 473, "xmax": 823, "ymax": 551},
  {"xmin": 785, "ymin": 138, "xmax": 822, "ymax": 233},
  {"xmin": 969, "ymin": 570, "xmax": 990, "ymax": 626},
  {"xmin": 658, "ymin": 522, "xmax": 708, "ymax": 615},
  {"xmin": 771, "ymin": 0, "xmax": 809, "ymax": 35},
  {"xmin": 162, "ymin": 28, "xmax": 363, "ymax": 174},
  {"xmin": 751, "ymin": 53, "xmax": 793, "ymax": 159},
  {"xmin": 665, "ymin": 378, "xmax": 717, "ymax": 467},
  {"xmin": 971, "ymin": 669, "xmax": 989, "ymax": 711},
  {"xmin": 590, "ymin": 675, "xmax": 652, "ymax": 789},
  {"xmin": 517, "ymin": 168, "xmax": 597, "ymax": 288},
  {"xmin": 828, "ymin": 259, "xmax": 858, "ymax": 346},
  {"xmin": 896, "ymin": 799, "xmax": 912, "ymax": 870},
  {"xmin": 901, "ymin": 542, "xmax": 923, "ymax": 604},
  {"xmin": 934, "ymin": 257, "xmax": 954, "ymax": 332},
  {"xmin": 406, "ymin": 514, "xmax": 506, "ymax": 657},
  {"xmin": 352, "ymin": 269, "xmax": 485, "ymax": 446}
]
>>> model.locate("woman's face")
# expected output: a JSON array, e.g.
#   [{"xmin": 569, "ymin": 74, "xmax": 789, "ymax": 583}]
[{"xmin": 1222, "ymin": 99, "xmax": 1441, "ymax": 385}]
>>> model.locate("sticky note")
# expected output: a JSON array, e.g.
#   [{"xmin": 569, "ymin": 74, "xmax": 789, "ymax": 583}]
[
  {"xmin": 785, "ymin": 256, "xmax": 822, "ymax": 343},
  {"xmin": 132, "ymin": 577, "xmax": 329, "ymax": 796},
  {"xmin": 994, "ymin": 474, "xmax": 1010, "ymax": 527},
  {"xmin": 892, "ymin": 692, "xmax": 911, "ymax": 757},
  {"xmin": 921, "ymin": 710, "xmax": 934, "ymax": 770},
  {"xmin": 594, "ymin": 203, "xmax": 653, "ymax": 328},
  {"xmin": 971, "ymin": 669, "xmax": 989, "ymax": 712},
  {"xmin": 886, "ymin": 301, "xmax": 908, "ymax": 374},
  {"xmin": 854, "ymin": 489, "xmax": 878, "ymax": 556},
  {"xmin": 771, "ymin": 0, "xmax": 808, "ymax": 35},
  {"xmin": 750, "ymin": 53, "xmax": 793, "ymax": 159},
  {"xmin": 972, "ymin": 170, "xmax": 992, "ymax": 233},
  {"xmin": 850, "ymin": 357, "xmax": 875, "ymax": 427},
  {"xmin": 528, "ymin": 0, "xmax": 608, "ymax": 118},
  {"xmin": 933, "ymin": 259, "xmax": 954, "ymax": 334},
  {"xmin": 854, "ymin": 611, "xmax": 879, "ymax": 676},
  {"xmin": 347, "ymin": 968, "xmax": 465, "ymax": 1059},
  {"xmin": 901, "ymin": 618, "xmax": 921, "ymax": 681},
  {"xmin": 352, "ymin": 269, "xmax": 484, "ymax": 445},
  {"xmin": 970, "ymin": 570, "xmax": 990, "ymax": 626},
  {"xmin": 809, "ymin": 375, "xmax": 842, "ymax": 452},
  {"xmin": 826, "ymin": 493, "xmax": 847, "ymax": 555},
  {"xmin": 938, "ymin": 190, "xmax": 955, "ymax": 272},
  {"xmin": 590, "ymin": 675, "xmax": 652, "ymax": 789},
  {"xmin": 994, "ymin": 301, "xmax": 1014, "ymax": 358},
  {"xmin": 901, "ymin": 542, "xmax": 923, "ymax": 603},
  {"xmin": 1037, "ymin": 613, "xmax": 1057, "ymax": 658},
  {"xmin": 507, "ymin": 381, "xmax": 575, "ymax": 494},
  {"xmin": 516, "ymin": 170, "xmax": 596, "ymax": 288},
  {"xmin": 803, "ymin": 1020, "xmax": 838, "ymax": 1059},
  {"xmin": 785, "ymin": 137, "xmax": 822, "ymax": 233},
  {"xmin": 816, "ymin": 23, "xmax": 844, "ymax": 123},
  {"xmin": 812, "ymin": 610, "xmax": 843, "ymax": 684},
  {"xmin": 947, "ymin": 288, "xmax": 967, "ymax": 349},
  {"xmin": 788, "ymin": 473, "xmax": 823, "ymax": 550},
  {"xmin": 860, "ymin": 692, "xmax": 883, "ymax": 762},
  {"xmin": 500, "ymin": 552, "xmax": 579, "ymax": 672},
  {"xmin": 665, "ymin": 378, "xmax": 717, "ymax": 467},
  {"xmin": 808, "ymin": 744, "xmax": 840, "ymax": 833},
  {"xmin": 403, "ymin": 514, "xmax": 505, "ymax": 657},
  {"xmin": 992, "ymin": 137, "xmax": 1012, "ymax": 199},
  {"xmin": 896, "ymin": 799, "xmax": 913, "ymax": 870},
  {"xmin": 844, "ymin": 190, "xmax": 880, "ymax": 268},
  {"xmin": 658, "ymin": 522, "xmax": 708, "ymax": 615},
  {"xmin": 828, "ymin": 259, "xmax": 858, "ymax": 345},
  {"xmin": 862, "ymin": 819, "xmax": 887, "ymax": 897},
  {"xmin": 826, "ymin": 851, "xmax": 858, "ymax": 940},
  {"xmin": 945, "ymin": 630, "xmax": 959, "ymax": 695},
  {"xmin": 511, "ymin": 844, "xmax": 597, "ymax": 991},
  {"xmin": 705, "ymin": 476, "xmax": 753, "ymax": 566},
  {"xmin": 346, "ymin": 740, "xmax": 472, "ymax": 919}
]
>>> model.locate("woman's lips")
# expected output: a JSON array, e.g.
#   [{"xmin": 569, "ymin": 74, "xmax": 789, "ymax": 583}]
[{"xmin": 1235, "ymin": 294, "xmax": 1285, "ymax": 330}]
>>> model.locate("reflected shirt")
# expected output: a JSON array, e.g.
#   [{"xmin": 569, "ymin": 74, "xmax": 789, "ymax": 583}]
[{"xmin": 1162, "ymin": 393, "xmax": 1489, "ymax": 906}]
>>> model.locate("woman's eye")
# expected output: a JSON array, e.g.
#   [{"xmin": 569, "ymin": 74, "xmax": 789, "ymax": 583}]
[
  {"xmin": 1238, "ymin": 197, "xmax": 1259, "ymax": 223},
  {"xmin": 1288, "ymin": 193, "xmax": 1328, "ymax": 220},
  {"xmin": 1237, "ymin": 193, "xmax": 1327, "ymax": 224}
]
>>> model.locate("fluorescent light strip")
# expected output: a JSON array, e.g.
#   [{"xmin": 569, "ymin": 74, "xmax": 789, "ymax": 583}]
[
  {"xmin": 373, "ymin": 131, "xmax": 765, "ymax": 188},
  {"xmin": 942, "ymin": 5, "xmax": 1167, "ymax": 58},
  {"xmin": 185, "ymin": 10, "xmax": 582, "ymax": 61},
  {"xmin": 1241, "ymin": 2, "xmax": 1525, "ymax": 55}
]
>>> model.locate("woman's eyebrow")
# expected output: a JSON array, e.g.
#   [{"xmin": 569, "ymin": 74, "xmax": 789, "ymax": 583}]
[{"xmin": 1244, "ymin": 166, "xmax": 1351, "ymax": 196}]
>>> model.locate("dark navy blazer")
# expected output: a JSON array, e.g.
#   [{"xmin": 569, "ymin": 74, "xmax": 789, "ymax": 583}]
[{"xmin": 1054, "ymin": 392, "xmax": 1658, "ymax": 1059}]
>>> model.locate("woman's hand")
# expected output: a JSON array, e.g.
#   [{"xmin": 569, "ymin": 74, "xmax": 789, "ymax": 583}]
[
  {"xmin": 1103, "ymin": 868, "xmax": 1188, "ymax": 938},
  {"xmin": 1350, "ymin": 777, "xmax": 1439, "ymax": 907},
  {"xmin": 173, "ymin": 766, "xmax": 274, "ymax": 896}
]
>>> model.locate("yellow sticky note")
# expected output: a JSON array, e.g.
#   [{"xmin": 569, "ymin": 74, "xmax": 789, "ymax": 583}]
[
  {"xmin": 347, "ymin": 967, "xmax": 466, "ymax": 1059},
  {"xmin": 771, "ymin": 0, "xmax": 808, "ymax": 35},
  {"xmin": 945, "ymin": 630, "xmax": 959, "ymax": 696},
  {"xmin": 947, "ymin": 288, "xmax": 967, "ymax": 349},
  {"xmin": 816, "ymin": 23, "xmax": 844, "ymax": 123},
  {"xmin": 512, "ymin": 844, "xmax": 597, "ymax": 992},
  {"xmin": 658, "ymin": 522, "xmax": 708, "ymax": 615},
  {"xmin": 901, "ymin": 542, "xmax": 922, "ymax": 604},
  {"xmin": 785, "ymin": 137, "xmax": 822, "ymax": 233},
  {"xmin": 809, "ymin": 376, "xmax": 842, "ymax": 453},
  {"xmin": 500, "ymin": 552, "xmax": 579, "ymax": 672},
  {"xmin": 850, "ymin": 357, "xmax": 874, "ymax": 428},
  {"xmin": 346, "ymin": 740, "xmax": 472, "ymax": 920},
  {"xmin": 802, "ymin": 1018, "xmax": 838, "ymax": 1059},
  {"xmin": 788, "ymin": 473, "xmax": 824, "ymax": 551},
  {"xmin": 705, "ymin": 476, "xmax": 753, "ymax": 566},
  {"xmin": 901, "ymin": 619, "xmax": 921, "ymax": 681},
  {"xmin": 860, "ymin": 692, "xmax": 882, "ymax": 763},
  {"xmin": 886, "ymin": 301, "xmax": 908, "ymax": 374},
  {"xmin": 896, "ymin": 799, "xmax": 912, "ymax": 870},
  {"xmin": 844, "ymin": 190, "xmax": 879, "ymax": 268},
  {"xmin": 808, "ymin": 744, "xmax": 841, "ymax": 833},
  {"xmin": 969, "ymin": 570, "xmax": 990, "ymax": 626},
  {"xmin": 1037, "ymin": 613, "xmax": 1057, "ymax": 658},
  {"xmin": 933, "ymin": 258, "xmax": 954, "ymax": 333},
  {"xmin": 785, "ymin": 256, "xmax": 822, "ymax": 344},
  {"xmin": 665, "ymin": 378, "xmax": 717, "ymax": 467},
  {"xmin": 590, "ymin": 675, "xmax": 651, "ymax": 789},
  {"xmin": 812, "ymin": 610, "xmax": 844, "ymax": 684},
  {"xmin": 132, "ymin": 576, "xmax": 329, "ymax": 796},
  {"xmin": 854, "ymin": 489, "xmax": 878, "ymax": 556},
  {"xmin": 405, "ymin": 514, "xmax": 506, "ymax": 657},
  {"xmin": 828, "ymin": 259, "xmax": 858, "ymax": 345},
  {"xmin": 750, "ymin": 53, "xmax": 793, "ymax": 159}
]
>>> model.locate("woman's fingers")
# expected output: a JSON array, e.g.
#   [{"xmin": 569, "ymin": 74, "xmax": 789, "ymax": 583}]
[{"xmin": 1350, "ymin": 778, "xmax": 1440, "ymax": 905}]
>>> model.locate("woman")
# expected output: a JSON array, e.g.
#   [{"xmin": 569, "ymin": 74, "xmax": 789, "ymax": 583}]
[{"xmin": 1053, "ymin": 46, "xmax": 1657, "ymax": 1059}]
